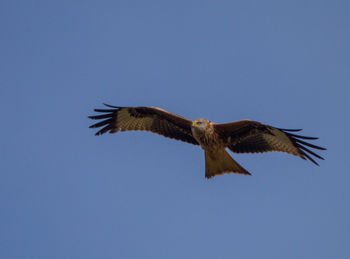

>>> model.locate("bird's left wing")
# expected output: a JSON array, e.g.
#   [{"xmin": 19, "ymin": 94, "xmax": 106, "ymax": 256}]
[
  {"xmin": 89, "ymin": 104, "xmax": 199, "ymax": 145},
  {"xmin": 214, "ymin": 120, "xmax": 326, "ymax": 165}
]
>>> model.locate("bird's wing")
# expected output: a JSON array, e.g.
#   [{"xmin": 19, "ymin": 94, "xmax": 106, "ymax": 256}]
[
  {"xmin": 89, "ymin": 104, "xmax": 199, "ymax": 145},
  {"xmin": 214, "ymin": 120, "xmax": 326, "ymax": 165}
]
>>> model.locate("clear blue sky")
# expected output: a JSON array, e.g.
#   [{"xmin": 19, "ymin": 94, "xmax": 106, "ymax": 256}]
[{"xmin": 1, "ymin": 1, "xmax": 349, "ymax": 258}]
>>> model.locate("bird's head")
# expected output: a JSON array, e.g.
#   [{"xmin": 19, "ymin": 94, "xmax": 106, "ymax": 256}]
[{"xmin": 192, "ymin": 118, "xmax": 209, "ymax": 131}]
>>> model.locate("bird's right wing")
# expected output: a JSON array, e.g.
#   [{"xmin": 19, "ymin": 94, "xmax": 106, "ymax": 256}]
[{"xmin": 89, "ymin": 104, "xmax": 199, "ymax": 145}]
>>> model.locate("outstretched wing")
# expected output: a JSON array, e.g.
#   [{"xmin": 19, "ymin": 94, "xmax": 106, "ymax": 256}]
[
  {"xmin": 89, "ymin": 104, "xmax": 199, "ymax": 145},
  {"xmin": 214, "ymin": 120, "xmax": 326, "ymax": 165}
]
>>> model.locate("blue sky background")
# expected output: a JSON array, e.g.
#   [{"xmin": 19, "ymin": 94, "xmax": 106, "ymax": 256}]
[{"xmin": 1, "ymin": 1, "xmax": 349, "ymax": 258}]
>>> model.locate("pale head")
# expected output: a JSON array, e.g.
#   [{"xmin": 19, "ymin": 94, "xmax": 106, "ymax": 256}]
[{"xmin": 192, "ymin": 118, "xmax": 210, "ymax": 132}]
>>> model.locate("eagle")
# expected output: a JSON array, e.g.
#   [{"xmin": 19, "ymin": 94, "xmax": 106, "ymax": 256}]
[{"xmin": 89, "ymin": 104, "xmax": 325, "ymax": 178}]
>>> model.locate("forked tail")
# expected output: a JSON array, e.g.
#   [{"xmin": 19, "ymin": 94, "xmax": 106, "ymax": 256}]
[{"xmin": 204, "ymin": 149, "xmax": 251, "ymax": 178}]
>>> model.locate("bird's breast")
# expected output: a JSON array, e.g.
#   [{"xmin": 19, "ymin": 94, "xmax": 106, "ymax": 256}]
[{"xmin": 191, "ymin": 126, "xmax": 224, "ymax": 150}]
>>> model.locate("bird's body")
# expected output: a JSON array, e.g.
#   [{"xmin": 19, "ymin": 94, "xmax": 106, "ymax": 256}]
[
  {"xmin": 191, "ymin": 119, "xmax": 222, "ymax": 149},
  {"xmin": 190, "ymin": 119, "xmax": 248, "ymax": 177},
  {"xmin": 89, "ymin": 104, "xmax": 325, "ymax": 178}
]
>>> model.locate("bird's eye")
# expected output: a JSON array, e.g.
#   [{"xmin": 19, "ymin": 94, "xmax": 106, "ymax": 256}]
[{"xmin": 197, "ymin": 121, "xmax": 202, "ymax": 124}]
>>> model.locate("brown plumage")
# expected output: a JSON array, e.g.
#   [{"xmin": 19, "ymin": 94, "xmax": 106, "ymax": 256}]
[{"xmin": 89, "ymin": 104, "xmax": 326, "ymax": 178}]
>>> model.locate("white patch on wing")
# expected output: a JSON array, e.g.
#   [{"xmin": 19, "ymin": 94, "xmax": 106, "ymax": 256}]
[
  {"xmin": 263, "ymin": 128, "xmax": 300, "ymax": 156},
  {"xmin": 128, "ymin": 116, "xmax": 139, "ymax": 130},
  {"xmin": 116, "ymin": 109, "xmax": 131, "ymax": 130},
  {"xmin": 116, "ymin": 108, "xmax": 156, "ymax": 132}
]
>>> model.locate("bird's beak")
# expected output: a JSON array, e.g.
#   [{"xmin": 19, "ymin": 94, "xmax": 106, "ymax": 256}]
[{"xmin": 192, "ymin": 122, "xmax": 197, "ymax": 127}]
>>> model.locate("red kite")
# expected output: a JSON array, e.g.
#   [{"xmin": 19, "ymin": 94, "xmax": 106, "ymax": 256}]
[{"xmin": 89, "ymin": 104, "xmax": 325, "ymax": 178}]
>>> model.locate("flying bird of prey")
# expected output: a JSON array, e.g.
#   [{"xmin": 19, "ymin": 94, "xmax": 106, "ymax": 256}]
[{"xmin": 89, "ymin": 104, "xmax": 325, "ymax": 178}]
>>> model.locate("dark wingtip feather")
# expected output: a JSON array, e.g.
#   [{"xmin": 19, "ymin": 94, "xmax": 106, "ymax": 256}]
[
  {"xmin": 88, "ymin": 114, "xmax": 114, "ymax": 120},
  {"xmin": 296, "ymin": 144, "xmax": 325, "ymax": 160},
  {"xmin": 294, "ymin": 138, "xmax": 326, "ymax": 150},
  {"xmin": 94, "ymin": 124, "xmax": 113, "ymax": 136},
  {"xmin": 89, "ymin": 119, "xmax": 113, "ymax": 129},
  {"xmin": 287, "ymin": 133, "xmax": 319, "ymax": 140},
  {"xmin": 94, "ymin": 108, "xmax": 117, "ymax": 113},
  {"xmin": 301, "ymin": 151, "xmax": 320, "ymax": 166},
  {"xmin": 277, "ymin": 128, "xmax": 302, "ymax": 132},
  {"xmin": 88, "ymin": 104, "xmax": 120, "ymax": 135},
  {"xmin": 280, "ymin": 128, "xmax": 326, "ymax": 165},
  {"xmin": 103, "ymin": 103, "xmax": 122, "ymax": 109}
]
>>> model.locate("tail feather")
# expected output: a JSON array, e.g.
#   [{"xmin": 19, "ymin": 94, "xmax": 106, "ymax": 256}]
[{"xmin": 205, "ymin": 149, "xmax": 251, "ymax": 178}]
